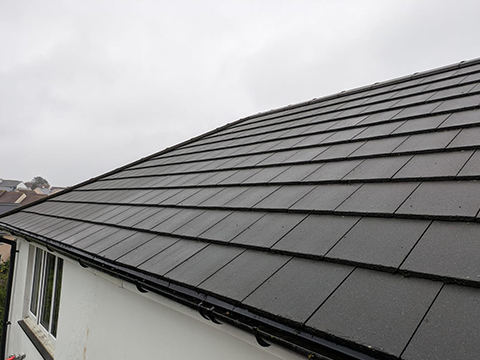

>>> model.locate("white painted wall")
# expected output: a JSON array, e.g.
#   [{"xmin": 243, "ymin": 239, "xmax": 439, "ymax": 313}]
[{"xmin": 6, "ymin": 238, "xmax": 304, "ymax": 360}]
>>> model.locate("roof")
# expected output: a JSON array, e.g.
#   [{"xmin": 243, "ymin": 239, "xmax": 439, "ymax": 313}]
[
  {"xmin": 0, "ymin": 204, "xmax": 19, "ymax": 216},
  {"xmin": 3, "ymin": 58, "xmax": 480, "ymax": 359},
  {"xmin": 0, "ymin": 192, "xmax": 25, "ymax": 204},
  {"xmin": 0, "ymin": 180, "xmax": 22, "ymax": 188}
]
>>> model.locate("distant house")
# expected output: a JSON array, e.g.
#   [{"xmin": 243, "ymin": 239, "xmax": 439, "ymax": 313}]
[
  {"xmin": 0, "ymin": 180, "xmax": 27, "ymax": 192},
  {"xmin": 33, "ymin": 188, "xmax": 51, "ymax": 196},
  {"xmin": 2, "ymin": 58, "xmax": 480, "ymax": 360},
  {"xmin": 0, "ymin": 192, "xmax": 26, "ymax": 204}
]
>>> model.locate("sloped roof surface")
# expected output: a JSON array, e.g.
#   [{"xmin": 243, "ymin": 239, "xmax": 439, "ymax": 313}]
[{"xmin": 3, "ymin": 59, "xmax": 480, "ymax": 359}]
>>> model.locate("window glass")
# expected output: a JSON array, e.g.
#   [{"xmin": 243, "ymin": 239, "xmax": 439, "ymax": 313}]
[
  {"xmin": 30, "ymin": 248, "xmax": 43, "ymax": 316},
  {"xmin": 51, "ymin": 258, "xmax": 63, "ymax": 337},
  {"xmin": 28, "ymin": 247, "xmax": 63, "ymax": 340},
  {"xmin": 40, "ymin": 253, "xmax": 55, "ymax": 330}
]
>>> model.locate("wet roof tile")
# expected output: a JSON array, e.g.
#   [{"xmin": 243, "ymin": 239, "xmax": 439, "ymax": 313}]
[
  {"xmin": 304, "ymin": 159, "xmax": 363, "ymax": 181},
  {"xmin": 224, "ymin": 186, "xmax": 280, "ymax": 208},
  {"xmin": 306, "ymin": 268, "xmax": 442, "ymax": 357},
  {"xmin": 336, "ymin": 182, "xmax": 419, "ymax": 214},
  {"xmin": 447, "ymin": 126, "xmax": 480, "ymax": 148},
  {"xmin": 392, "ymin": 102, "xmax": 442, "ymax": 120},
  {"xmin": 313, "ymin": 141, "xmax": 366, "ymax": 160},
  {"xmin": 439, "ymin": 108, "xmax": 480, "ymax": 128},
  {"xmin": 396, "ymin": 181, "xmax": 480, "ymax": 217},
  {"xmin": 253, "ymin": 185, "xmax": 314, "ymax": 209},
  {"xmin": 393, "ymin": 151, "xmax": 473, "ymax": 178},
  {"xmin": 391, "ymin": 114, "xmax": 449, "ymax": 134},
  {"xmin": 122, "ymin": 207, "xmax": 168, "ymax": 229},
  {"xmin": 349, "ymin": 136, "xmax": 407, "ymax": 157},
  {"xmin": 165, "ymin": 244, "xmax": 245, "ymax": 287},
  {"xmin": 99, "ymin": 232, "xmax": 157, "ymax": 261},
  {"xmin": 458, "ymin": 150, "xmax": 480, "ymax": 176},
  {"xmin": 402, "ymin": 284, "xmax": 480, "ymax": 360},
  {"xmin": 272, "ymin": 214, "xmax": 359, "ymax": 256},
  {"xmin": 400, "ymin": 221, "xmax": 480, "ymax": 280},
  {"xmin": 172, "ymin": 210, "xmax": 232, "ymax": 238},
  {"xmin": 200, "ymin": 211, "xmax": 265, "ymax": 242},
  {"xmin": 199, "ymin": 250, "xmax": 290, "ymax": 302},
  {"xmin": 138, "ymin": 239, "xmax": 208, "ymax": 275},
  {"xmin": 270, "ymin": 163, "xmax": 323, "ymax": 182},
  {"xmin": 326, "ymin": 217, "xmax": 431, "ymax": 268},
  {"xmin": 151, "ymin": 208, "xmax": 204, "ymax": 233},
  {"xmin": 393, "ymin": 129, "xmax": 460, "ymax": 153},
  {"xmin": 244, "ymin": 258, "xmax": 353, "ymax": 323},
  {"xmin": 343, "ymin": 155, "xmax": 412, "ymax": 180},
  {"xmin": 291, "ymin": 183, "xmax": 362, "ymax": 211},
  {"xmin": 199, "ymin": 187, "xmax": 250, "ymax": 207},
  {"xmin": 231, "ymin": 212, "xmax": 307, "ymax": 248},
  {"xmin": 434, "ymin": 93, "xmax": 480, "ymax": 112}
]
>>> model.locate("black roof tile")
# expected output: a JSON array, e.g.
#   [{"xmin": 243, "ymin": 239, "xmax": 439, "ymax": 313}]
[
  {"xmin": 272, "ymin": 214, "xmax": 360, "ymax": 256},
  {"xmin": 402, "ymin": 284, "xmax": 480, "ymax": 360},
  {"xmin": 391, "ymin": 114, "xmax": 449, "ymax": 134},
  {"xmin": 253, "ymin": 185, "xmax": 314, "ymax": 209},
  {"xmin": 269, "ymin": 163, "xmax": 322, "ymax": 182},
  {"xmin": 199, "ymin": 250, "xmax": 290, "ymax": 302},
  {"xmin": 200, "ymin": 211, "xmax": 265, "ymax": 242},
  {"xmin": 244, "ymin": 258, "xmax": 353, "ymax": 323},
  {"xmin": 138, "ymin": 239, "xmax": 208, "ymax": 275},
  {"xmin": 326, "ymin": 217, "xmax": 431, "ymax": 268},
  {"xmin": 306, "ymin": 268, "xmax": 442, "ymax": 357},
  {"xmin": 447, "ymin": 126, "xmax": 480, "ymax": 148},
  {"xmin": 392, "ymin": 129, "xmax": 460, "ymax": 153},
  {"xmin": 313, "ymin": 141, "xmax": 366, "ymax": 160},
  {"xmin": 231, "ymin": 212, "xmax": 307, "ymax": 248},
  {"xmin": 343, "ymin": 155, "xmax": 412, "ymax": 180},
  {"xmin": 396, "ymin": 181, "xmax": 480, "ymax": 218},
  {"xmin": 224, "ymin": 186, "xmax": 280, "ymax": 208},
  {"xmin": 458, "ymin": 150, "xmax": 480, "ymax": 176},
  {"xmin": 349, "ymin": 136, "xmax": 407, "ymax": 157},
  {"xmin": 336, "ymin": 182, "xmax": 419, "ymax": 214},
  {"xmin": 400, "ymin": 221, "xmax": 480, "ymax": 280},
  {"xmin": 290, "ymin": 184, "xmax": 362, "ymax": 211},
  {"xmin": 165, "ymin": 244, "xmax": 245, "ymax": 287},
  {"xmin": 304, "ymin": 159, "xmax": 363, "ymax": 181},
  {"xmin": 439, "ymin": 108, "xmax": 480, "ymax": 128},
  {"xmin": 393, "ymin": 150, "xmax": 473, "ymax": 178}
]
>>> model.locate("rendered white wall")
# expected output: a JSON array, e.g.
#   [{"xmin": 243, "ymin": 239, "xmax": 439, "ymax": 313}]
[{"xmin": 6, "ymin": 239, "xmax": 304, "ymax": 360}]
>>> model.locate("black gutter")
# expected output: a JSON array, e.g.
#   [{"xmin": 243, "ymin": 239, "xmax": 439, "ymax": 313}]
[
  {"xmin": 0, "ymin": 224, "xmax": 385, "ymax": 360},
  {"xmin": 0, "ymin": 235, "xmax": 17, "ymax": 360}
]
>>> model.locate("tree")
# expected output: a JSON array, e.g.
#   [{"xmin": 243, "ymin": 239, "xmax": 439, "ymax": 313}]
[{"xmin": 31, "ymin": 176, "xmax": 49, "ymax": 190}]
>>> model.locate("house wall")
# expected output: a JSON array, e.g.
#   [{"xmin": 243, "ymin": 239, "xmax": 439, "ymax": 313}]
[{"xmin": 6, "ymin": 238, "xmax": 303, "ymax": 360}]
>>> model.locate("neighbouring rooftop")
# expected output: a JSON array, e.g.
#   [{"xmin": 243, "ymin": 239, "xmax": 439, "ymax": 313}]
[{"xmin": 3, "ymin": 58, "xmax": 480, "ymax": 359}]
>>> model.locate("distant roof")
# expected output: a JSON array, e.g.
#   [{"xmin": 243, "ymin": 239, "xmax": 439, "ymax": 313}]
[
  {"xmin": 0, "ymin": 204, "xmax": 18, "ymax": 216},
  {"xmin": 0, "ymin": 192, "xmax": 25, "ymax": 204},
  {"xmin": 3, "ymin": 58, "xmax": 480, "ymax": 359},
  {"xmin": 0, "ymin": 180, "xmax": 25, "ymax": 189},
  {"xmin": 21, "ymin": 194, "xmax": 46, "ymax": 205}
]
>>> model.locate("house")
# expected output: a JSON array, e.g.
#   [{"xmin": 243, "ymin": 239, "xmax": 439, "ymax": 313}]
[
  {"xmin": 0, "ymin": 192, "xmax": 26, "ymax": 205},
  {"xmin": 2, "ymin": 58, "xmax": 480, "ymax": 360},
  {"xmin": 0, "ymin": 180, "xmax": 27, "ymax": 193}
]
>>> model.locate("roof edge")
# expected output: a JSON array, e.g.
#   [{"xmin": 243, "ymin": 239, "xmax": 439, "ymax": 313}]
[{"xmin": 2, "ymin": 223, "xmax": 382, "ymax": 360}]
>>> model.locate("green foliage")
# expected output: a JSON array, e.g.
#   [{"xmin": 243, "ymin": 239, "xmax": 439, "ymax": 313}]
[
  {"xmin": 0, "ymin": 259, "xmax": 10, "ymax": 335},
  {"xmin": 31, "ymin": 176, "xmax": 50, "ymax": 190}
]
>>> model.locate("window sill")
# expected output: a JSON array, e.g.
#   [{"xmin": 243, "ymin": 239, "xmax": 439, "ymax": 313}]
[{"xmin": 18, "ymin": 318, "xmax": 54, "ymax": 360}]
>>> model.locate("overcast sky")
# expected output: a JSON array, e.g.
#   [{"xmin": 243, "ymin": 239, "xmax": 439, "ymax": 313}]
[{"xmin": 2, "ymin": 0, "xmax": 480, "ymax": 187}]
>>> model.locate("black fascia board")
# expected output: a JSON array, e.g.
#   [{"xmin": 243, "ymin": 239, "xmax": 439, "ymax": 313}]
[{"xmin": 0, "ymin": 223, "xmax": 385, "ymax": 360}]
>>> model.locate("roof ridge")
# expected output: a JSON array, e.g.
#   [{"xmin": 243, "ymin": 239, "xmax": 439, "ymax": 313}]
[{"xmin": 235, "ymin": 57, "xmax": 480, "ymax": 124}]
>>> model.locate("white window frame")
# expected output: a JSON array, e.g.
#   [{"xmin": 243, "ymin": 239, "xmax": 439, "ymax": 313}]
[{"xmin": 27, "ymin": 246, "xmax": 64, "ymax": 345}]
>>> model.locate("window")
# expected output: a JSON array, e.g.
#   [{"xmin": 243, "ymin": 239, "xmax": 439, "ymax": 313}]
[{"xmin": 29, "ymin": 247, "xmax": 63, "ymax": 339}]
